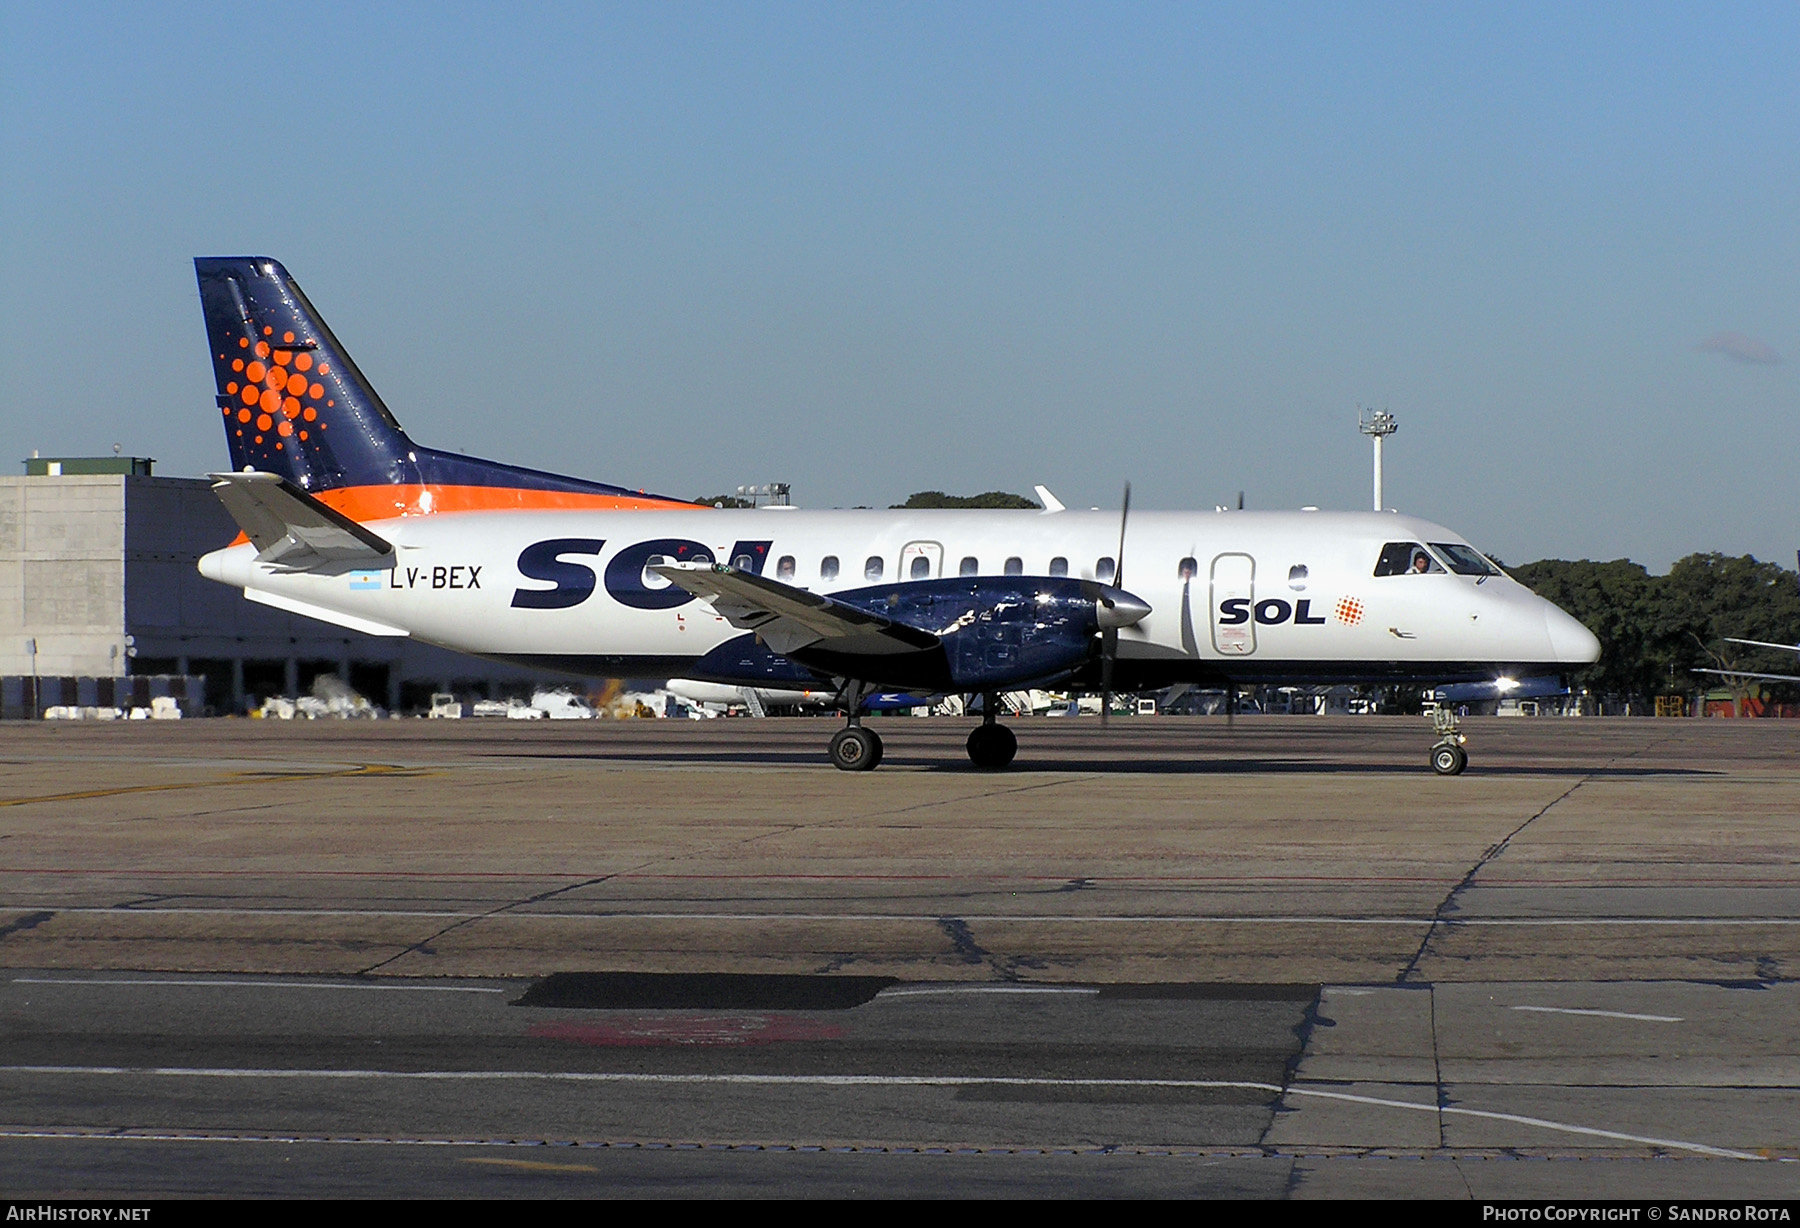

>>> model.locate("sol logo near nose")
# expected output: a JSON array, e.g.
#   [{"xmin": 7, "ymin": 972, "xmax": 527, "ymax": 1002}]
[{"xmin": 1218, "ymin": 598, "xmax": 1328, "ymax": 626}]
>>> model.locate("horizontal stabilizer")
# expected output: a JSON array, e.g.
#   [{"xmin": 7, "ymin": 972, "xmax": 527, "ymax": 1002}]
[
  {"xmin": 210, "ymin": 471, "xmax": 393, "ymax": 568},
  {"xmin": 651, "ymin": 563, "xmax": 939, "ymax": 658}
]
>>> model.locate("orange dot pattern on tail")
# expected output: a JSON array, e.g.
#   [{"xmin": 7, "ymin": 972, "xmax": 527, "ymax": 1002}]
[{"xmin": 228, "ymin": 328, "xmax": 335, "ymax": 464}]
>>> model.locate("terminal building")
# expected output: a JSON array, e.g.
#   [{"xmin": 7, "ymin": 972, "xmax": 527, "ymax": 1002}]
[{"xmin": 1, "ymin": 457, "xmax": 576, "ymax": 717}]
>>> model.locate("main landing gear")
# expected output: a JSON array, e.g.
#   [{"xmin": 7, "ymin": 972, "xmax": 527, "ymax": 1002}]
[
  {"xmin": 827, "ymin": 680, "xmax": 884, "ymax": 772},
  {"xmin": 966, "ymin": 694, "xmax": 1017, "ymax": 770},
  {"xmin": 1429, "ymin": 707, "xmax": 1469, "ymax": 776},
  {"xmin": 829, "ymin": 724, "xmax": 883, "ymax": 772}
]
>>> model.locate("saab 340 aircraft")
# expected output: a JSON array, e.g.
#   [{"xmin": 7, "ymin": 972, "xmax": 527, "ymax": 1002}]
[{"xmin": 193, "ymin": 257, "xmax": 1600, "ymax": 773}]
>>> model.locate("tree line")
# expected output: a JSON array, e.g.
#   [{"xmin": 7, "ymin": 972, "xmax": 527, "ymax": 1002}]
[{"xmin": 1509, "ymin": 554, "xmax": 1800, "ymax": 706}]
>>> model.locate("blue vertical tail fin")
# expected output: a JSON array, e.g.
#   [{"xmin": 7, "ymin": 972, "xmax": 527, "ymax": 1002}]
[{"xmin": 194, "ymin": 256, "xmax": 693, "ymax": 518}]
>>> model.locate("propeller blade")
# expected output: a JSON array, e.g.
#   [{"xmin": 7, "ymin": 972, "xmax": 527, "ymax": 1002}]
[
  {"xmin": 1113, "ymin": 482, "xmax": 1131, "ymax": 589},
  {"xmin": 1178, "ymin": 577, "xmax": 1198, "ymax": 657},
  {"xmin": 1102, "ymin": 482, "xmax": 1131, "ymax": 727}
]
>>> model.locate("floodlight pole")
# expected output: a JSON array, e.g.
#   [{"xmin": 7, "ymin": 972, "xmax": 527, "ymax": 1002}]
[{"xmin": 1358, "ymin": 408, "xmax": 1398, "ymax": 511}]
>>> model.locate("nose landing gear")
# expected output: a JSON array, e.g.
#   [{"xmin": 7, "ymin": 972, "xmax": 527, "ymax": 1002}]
[
  {"xmin": 1429, "ymin": 707, "xmax": 1468, "ymax": 775},
  {"xmin": 966, "ymin": 694, "xmax": 1017, "ymax": 769}
]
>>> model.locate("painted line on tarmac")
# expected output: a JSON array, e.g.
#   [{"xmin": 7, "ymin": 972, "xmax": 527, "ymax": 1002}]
[
  {"xmin": 12, "ymin": 906, "xmax": 1800, "ymax": 927},
  {"xmin": 0, "ymin": 1066, "xmax": 1764, "ymax": 1161},
  {"xmin": 0, "ymin": 1127, "xmax": 1783, "ymax": 1163},
  {"xmin": 10, "ymin": 977, "xmax": 505, "ymax": 994},
  {"xmin": 877, "ymin": 985, "xmax": 1100, "ymax": 998},
  {"xmin": 460, "ymin": 1156, "xmax": 599, "ymax": 1173},
  {"xmin": 0, "ymin": 765, "xmax": 426, "ymax": 810},
  {"xmin": 1510, "ymin": 1005, "xmax": 1684, "ymax": 1023}
]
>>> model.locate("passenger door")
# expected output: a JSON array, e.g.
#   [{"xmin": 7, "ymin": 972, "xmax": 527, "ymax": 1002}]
[{"xmin": 1210, "ymin": 553, "xmax": 1256, "ymax": 655}]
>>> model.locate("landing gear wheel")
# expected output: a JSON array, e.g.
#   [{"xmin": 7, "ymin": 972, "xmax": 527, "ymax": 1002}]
[
  {"xmin": 1431, "ymin": 743, "xmax": 1468, "ymax": 776},
  {"xmin": 966, "ymin": 723, "xmax": 1018, "ymax": 769},
  {"xmin": 829, "ymin": 727, "xmax": 882, "ymax": 772}
]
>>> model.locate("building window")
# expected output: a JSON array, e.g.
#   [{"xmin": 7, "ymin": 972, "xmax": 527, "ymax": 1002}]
[{"xmin": 820, "ymin": 555, "xmax": 839, "ymax": 581}]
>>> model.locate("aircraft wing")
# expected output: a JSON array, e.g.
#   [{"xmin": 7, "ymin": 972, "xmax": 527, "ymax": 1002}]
[
  {"xmin": 210, "ymin": 471, "xmax": 394, "ymax": 569},
  {"xmin": 1692, "ymin": 668, "xmax": 1800, "ymax": 684},
  {"xmin": 1724, "ymin": 637, "xmax": 1800, "ymax": 655},
  {"xmin": 651, "ymin": 563, "xmax": 940, "ymax": 658}
]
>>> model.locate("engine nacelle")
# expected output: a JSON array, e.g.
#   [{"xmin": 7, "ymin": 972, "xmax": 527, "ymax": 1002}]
[{"xmin": 824, "ymin": 576, "xmax": 1151, "ymax": 692}]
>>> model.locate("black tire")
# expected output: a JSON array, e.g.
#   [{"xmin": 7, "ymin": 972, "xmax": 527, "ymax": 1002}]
[
  {"xmin": 966, "ymin": 723, "xmax": 1018, "ymax": 769},
  {"xmin": 829, "ymin": 727, "xmax": 881, "ymax": 772},
  {"xmin": 867, "ymin": 729, "xmax": 885, "ymax": 769},
  {"xmin": 1431, "ymin": 744, "xmax": 1467, "ymax": 776}
]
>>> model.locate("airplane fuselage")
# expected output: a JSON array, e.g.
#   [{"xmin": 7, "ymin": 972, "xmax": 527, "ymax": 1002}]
[{"xmin": 200, "ymin": 506, "xmax": 1597, "ymax": 690}]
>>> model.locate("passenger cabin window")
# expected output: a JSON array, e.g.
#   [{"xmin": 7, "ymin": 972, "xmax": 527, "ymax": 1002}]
[
  {"xmin": 732, "ymin": 553, "xmax": 754, "ymax": 570},
  {"xmin": 1048, "ymin": 556, "xmax": 1068, "ymax": 577},
  {"xmin": 909, "ymin": 555, "xmax": 931, "ymax": 579},
  {"xmin": 1374, "ymin": 542, "xmax": 1443, "ymax": 576},
  {"xmin": 820, "ymin": 555, "xmax": 839, "ymax": 581},
  {"xmin": 1178, "ymin": 556, "xmax": 1198, "ymax": 580},
  {"xmin": 1004, "ymin": 556, "xmax": 1023, "ymax": 576},
  {"xmin": 959, "ymin": 556, "xmax": 979, "ymax": 577},
  {"xmin": 1429, "ymin": 543, "xmax": 1502, "ymax": 577},
  {"xmin": 1096, "ymin": 557, "xmax": 1116, "ymax": 583},
  {"xmin": 1288, "ymin": 564, "xmax": 1309, "ymax": 590},
  {"xmin": 865, "ymin": 556, "xmax": 884, "ymax": 581},
  {"xmin": 776, "ymin": 555, "xmax": 796, "ymax": 580}
]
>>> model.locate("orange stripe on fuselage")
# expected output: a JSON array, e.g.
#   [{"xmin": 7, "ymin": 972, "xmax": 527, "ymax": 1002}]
[
  {"xmin": 315, "ymin": 484, "xmax": 703, "ymax": 521},
  {"xmin": 225, "ymin": 484, "xmax": 704, "ymax": 546}
]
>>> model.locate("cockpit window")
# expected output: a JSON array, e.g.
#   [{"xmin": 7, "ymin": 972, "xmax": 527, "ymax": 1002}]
[
  {"xmin": 1430, "ymin": 543, "xmax": 1502, "ymax": 577},
  {"xmin": 1374, "ymin": 541, "xmax": 1443, "ymax": 576}
]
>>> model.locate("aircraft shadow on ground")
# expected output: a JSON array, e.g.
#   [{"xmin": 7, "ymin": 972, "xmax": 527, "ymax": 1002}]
[{"xmin": 487, "ymin": 751, "xmax": 1713, "ymax": 777}]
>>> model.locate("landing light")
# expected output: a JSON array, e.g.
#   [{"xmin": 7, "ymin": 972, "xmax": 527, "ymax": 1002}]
[{"xmin": 1495, "ymin": 677, "xmax": 1520, "ymax": 693}]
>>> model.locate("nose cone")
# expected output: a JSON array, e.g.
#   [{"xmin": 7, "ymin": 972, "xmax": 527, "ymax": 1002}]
[
  {"xmin": 1096, "ymin": 585, "xmax": 1152, "ymax": 630},
  {"xmin": 1543, "ymin": 602, "xmax": 1601, "ymax": 665}
]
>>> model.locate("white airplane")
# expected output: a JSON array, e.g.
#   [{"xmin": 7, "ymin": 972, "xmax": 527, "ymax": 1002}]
[
  {"xmin": 1690, "ymin": 555, "xmax": 1800, "ymax": 687},
  {"xmin": 193, "ymin": 257, "xmax": 1600, "ymax": 774},
  {"xmin": 1694, "ymin": 639, "xmax": 1800, "ymax": 686},
  {"xmin": 664, "ymin": 678, "xmax": 835, "ymax": 715}
]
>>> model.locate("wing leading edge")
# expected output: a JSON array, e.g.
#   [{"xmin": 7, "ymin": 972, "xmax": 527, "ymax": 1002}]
[{"xmin": 650, "ymin": 562, "xmax": 940, "ymax": 658}]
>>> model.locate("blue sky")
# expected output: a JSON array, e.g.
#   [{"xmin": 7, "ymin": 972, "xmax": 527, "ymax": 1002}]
[{"xmin": 2, "ymin": 2, "xmax": 1795, "ymax": 569}]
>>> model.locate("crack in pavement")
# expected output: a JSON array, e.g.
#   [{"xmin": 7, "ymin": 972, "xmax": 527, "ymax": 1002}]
[
  {"xmin": 354, "ymin": 866, "xmax": 659, "ymax": 976},
  {"xmin": 1397, "ymin": 733, "xmax": 1678, "ymax": 984}
]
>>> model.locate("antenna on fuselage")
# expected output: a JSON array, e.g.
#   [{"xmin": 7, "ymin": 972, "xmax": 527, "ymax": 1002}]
[{"xmin": 1358, "ymin": 406, "xmax": 1398, "ymax": 511}]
